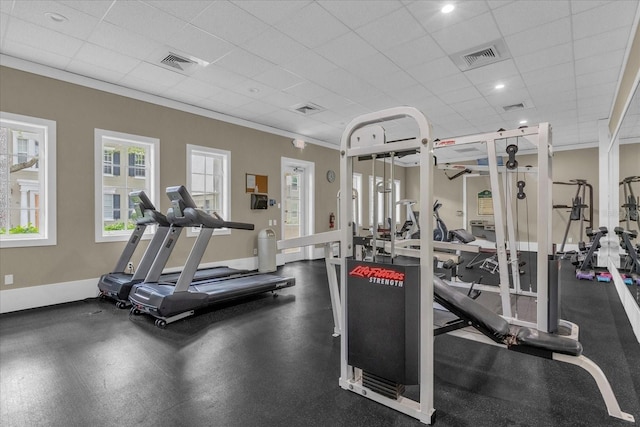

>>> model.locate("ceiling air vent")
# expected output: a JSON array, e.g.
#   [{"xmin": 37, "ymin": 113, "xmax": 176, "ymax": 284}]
[
  {"xmin": 463, "ymin": 47, "xmax": 497, "ymax": 67},
  {"xmin": 503, "ymin": 103, "xmax": 526, "ymax": 112},
  {"xmin": 450, "ymin": 39, "xmax": 511, "ymax": 71},
  {"xmin": 291, "ymin": 103, "xmax": 325, "ymax": 115},
  {"xmin": 157, "ymin": 51, "xmax": 208, "ymax": 75}
]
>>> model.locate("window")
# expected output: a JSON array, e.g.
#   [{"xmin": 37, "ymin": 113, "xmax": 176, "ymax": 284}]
[
  {"xmin": 0, "ymin": 112, "xmax": 56, "ymax": 248},
  {"xmin": 95, "ymin": 129, "xmax": 159, "ymax": 242},
  {"xmin": 369, "ymin": 176, "xmax": 401, "ymax": 227},
  {"xmin": 187, "ymin": 144, "xmax": 230, "ymax": 236}
]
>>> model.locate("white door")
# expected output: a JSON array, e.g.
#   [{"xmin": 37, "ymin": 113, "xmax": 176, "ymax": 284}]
[{"xmin": 281, "ymin": 158, "xmax": 314, "ymax": 263}]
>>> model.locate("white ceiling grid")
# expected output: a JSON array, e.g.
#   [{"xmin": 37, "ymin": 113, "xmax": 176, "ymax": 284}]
[{"xmin": 0, "ymin": 0, "xmax": 638, "ymax": 158}]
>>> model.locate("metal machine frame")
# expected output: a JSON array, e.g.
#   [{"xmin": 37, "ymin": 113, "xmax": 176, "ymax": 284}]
[
  {"xmin": 337, "ymin": 107, "xmax": 435, "ymax": 423},
  {"xmin": 433, "ymin": 125, "xmax": 559, "ymax": 333}
]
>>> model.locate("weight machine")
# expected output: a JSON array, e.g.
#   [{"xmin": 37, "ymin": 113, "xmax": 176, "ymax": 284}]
[
  {"xmin": 553, "ymin": 179, "xmax": 593, "ymax": 254},
  {"xmin": 620, "ymin": 176, "xmax": 639, "ymax": 234}
]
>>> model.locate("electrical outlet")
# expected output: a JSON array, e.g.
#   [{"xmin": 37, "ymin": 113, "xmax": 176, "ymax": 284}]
[
  {"xmin": 253, "ymin": 248, "xmax": 258, "ymax": 255},
  {"xmin": 127, "ymin": 262, "xmax": 134, "ymax": 273},
  {"xmin": 273, "ymin": 219, "xmax": 277, "ymax": 226},
  {"xmin": 4, "ymin": 274, "xmax": 13, "ymax": 285},
  {"xmin": 568, "ymin": 237, "xmax": 573, "ymax": 243}
]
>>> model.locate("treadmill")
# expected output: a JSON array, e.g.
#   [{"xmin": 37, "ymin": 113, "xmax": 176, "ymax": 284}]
[
  {"xmin": 128, "ymin": 185, "xmax": 295, "ymax": 328},
  {"xmin": 98, "ymin": 190, "xmax": 247, "ymax": 308}
]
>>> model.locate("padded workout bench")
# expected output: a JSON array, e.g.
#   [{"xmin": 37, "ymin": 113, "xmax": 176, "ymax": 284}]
[{"xmin": 433, "ymin": 276, "xmax": 634, "ymax": 422}]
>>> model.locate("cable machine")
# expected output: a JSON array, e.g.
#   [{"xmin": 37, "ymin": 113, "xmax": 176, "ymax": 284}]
[
  {"xmin": 553, "ymin": 179, "xmax": 593, "ymax": 254},
  {"xmin": 620, "ymin": 175, "xmax": 639, "ymax": 233}
]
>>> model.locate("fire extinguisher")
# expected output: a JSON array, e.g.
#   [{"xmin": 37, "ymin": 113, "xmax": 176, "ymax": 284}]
[{"xmin": 329, "ymin": 212, "xmax": 335, "ymax": 229}]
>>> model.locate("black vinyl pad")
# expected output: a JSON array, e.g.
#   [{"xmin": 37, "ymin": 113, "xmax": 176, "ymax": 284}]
[
  {"xmin": 515, "ymin": 328, "xmax": 583, "ymax": 356},
  {"xmin": 449, "ymin": 228, "xmax": 476, "ymax": 244},
  {"xmin": 433, "ymin": 276, "xmax": 510, "ymax": 343}
]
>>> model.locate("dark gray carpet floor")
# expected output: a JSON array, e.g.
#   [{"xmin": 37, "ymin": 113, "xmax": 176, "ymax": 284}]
[{"xmin": 1, "ymin": 259, "xmax": 638, "ymax": 426}]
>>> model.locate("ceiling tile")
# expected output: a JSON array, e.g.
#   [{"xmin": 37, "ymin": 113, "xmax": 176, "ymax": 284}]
[
  {"xmin": 167, "ymin": 24, "xmax": 235, "ymax": 64},
  {"xmin": 484, "ymin": 88, "xmax": 532, "ymax": 109},
  {"xmin": 575, "ymin": 67, "xmax": 620, "ymax": 89},
  {"xmin": 440, "ymin": 86, "xmax": 484, "ymax": 105},
  {"xmin": 214, "ymin": 49, "xmax": 275, "ymax": 78},
  {"xmin": 573, "ymin": 27, "xmax": 631, "ymax": 61},
  {"xmin": 58, "ymin": 0, "xmax": 113, "ymax": 18},
  {"xmin": 475, "ymin": 75, "xmax": 526, "ymax": 97},
  {"xmin": 310, "ymin": 92, "xmax": 354, "ymax": 111},
  {"xmin": 144, "ymin": 1, "xmax": 212, "ymax": 22},
  {"xmin": 65, "ymin": 59, "xmax": 127, "ymax": 84},
  {"xmin": 191, "ymin": 1, "xmax": 270, "ymax": 45},
  {"xmin": 342, "ymin": 53, "xmax": 401, "ymax": 80},
  {"xmin": 11, "ymin": 0, "xmax": 100, "ymax": 39},
  {"xmin": 572, "ymin": 0, "xmax": 638, "ymax": 39},
  {"xmin": 577, "ymin": 82, "xmax": 617, "ymax": 101},
  {"xmin": 0, "ymin": 12, "xmax": 8, "ymax": 45},
  {"xmin": 261, "ymin": 91, "xmax": 305, "ymax": 110},
  {"xmin": 407, "ymin": 56, "xmax": 461, "ymax": 84},
  {"xmin": 128, "ymin": 62, "xmax": 186, "ymax": 87},
  {"xmin": 209, "ymin": 88, "xmax": 255, "ymax": 108},
  {"xmin": 492, "ymin": 0, "xmax": 570, "ymax": 36},
  {"xmin": 88, "ymin": 21, "xmax": 163, "ymax": 61},
  {"xmin": 372, "ymin": 71, "xmax": 418, "ymax": 96},
  {"xmin": 381, "ymin": 35, "xmax": 446, "ymax": 70},
  {"xmin": 242, "ymin": 28, "xmax": 307, "ymax": 66},
  {"xmin": 449, "ymin": 96, "xmax": 492, "ymax": 113},
  {"xmin": 513, "ymin": 42, "xmax": 572, "ymax": 74},
  {"xmin": 4, "ymin": 16, "xmax": 83, "ymax": 58},
  {"xmin": 2, "ymin": 38, "xmax": 71, "ymax": 69},
  {"xmin": 191, "ymin": 64, "xmax": 247, "ymax": 88},
  {"xmin": 486, "ymin": 1, "xmax": 515, "ymax": 9},
  {"xmin": 406, "ymin": 1, "xmax": 490, "ymax": 33},
  {"xmin": 504, "ymin": 17, "xmax": 571, "ymax": 56},
  {"xmin": 463, "ymin": 59, "xmax": 520, "ymax": 86},
  {"xmin": 73, "ymin": 43, "xmax": 140, "ymax": 74},
  {"xmin": 318, "ymin": 0, "xmax": 403, "ymax": 29},
  {"xmin": 424, "ymin": 73, "xmax": 473, "ymax": 96},
  {"xmin": 315, "ymin": 31, "xmax": 378, "ymax": 65},
  {"xmin": 355, "ymin": 7, "xmax": 426, "ymax": 51},
  {"xmin": 570, "ymin": 0, "xmax": 612, "ymax": 14},
  {"xmin": 230, "ymin": 79, "xmax": 279, "ymax": 100},
  {"xmin": 281, "ymin": 50, "xmax": 339, "ymax": 82},
  {"xmin": 521, "ymin": 61, "xmax": 575, "ymax": 87},
  {"xmin": 104, "ymin": 0, "xmax": 187, "ymax": 44},
  {"xmin": 252, "ymin": 66, "xmax": 305, "ymax": 91},
  {"xmin": 231, "ymin": 0, "xmax": 312, "ymax": 26},
  {"xmin": 283, "ymin": 81, "xmax": 334, "ymax": 101},
  {"xmin": 229, "ymin": 100, "xmax": 279, "ymax": 117},
  {"xmin": 431, "ymin": 12, "xmax": 502, "ymax": 55},
  {"xmin": 168, "ymin": 78, "xmax": 223, "ymax": 99},
  {"xmin": 574, "ymin": 49, "xmax": 624, "ymax": 76},
  {"xmin": 274, "ymin": 2, "xmax": 350, "ymax": 49}
]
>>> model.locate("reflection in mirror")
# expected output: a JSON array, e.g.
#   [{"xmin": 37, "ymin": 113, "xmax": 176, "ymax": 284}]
[{"xmin": 615, "ymin": 82, "xmax": 640, "ymax": 309}]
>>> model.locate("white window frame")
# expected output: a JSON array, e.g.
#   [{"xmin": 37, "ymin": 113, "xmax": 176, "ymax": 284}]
[
  {"xmin": 186, "ymin": 144, "xmax": 231, "ymax": 237},
  {"xmin": 94, "ymin": 129, "xmax": 159, "ymax": 243},
  {"xmin": 0, "ymin": 112, "xmax": 56, "ymax": 248}
]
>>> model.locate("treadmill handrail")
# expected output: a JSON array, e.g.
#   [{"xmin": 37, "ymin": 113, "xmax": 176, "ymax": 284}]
[{"xmin": 167, "ymin": 207, "xmax": 254, "ymax": 230}]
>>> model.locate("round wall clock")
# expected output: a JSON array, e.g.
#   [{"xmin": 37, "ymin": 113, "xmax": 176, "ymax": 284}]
[{"xmin": 326, "ymin": 169, "xmax": 336, "ymax": 183}]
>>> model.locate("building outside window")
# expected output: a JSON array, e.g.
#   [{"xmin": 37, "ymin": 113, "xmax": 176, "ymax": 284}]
[
  {"xmin": 0, "ymin": 112, "xmax": 56, "ymax": 248},
  {"xmin": 94, "ymin": 129, "xmax": 158, "ymax": 242}
]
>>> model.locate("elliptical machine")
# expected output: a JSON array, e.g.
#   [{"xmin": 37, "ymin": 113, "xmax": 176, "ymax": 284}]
[{"xmin": 433, "ymin": 200, "xmax": 448, "ymax": 242}]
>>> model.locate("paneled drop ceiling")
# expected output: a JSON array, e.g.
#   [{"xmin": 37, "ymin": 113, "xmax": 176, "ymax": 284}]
[{"xmin": 0, "ymin": 0, "xmax": 638, "ymax": 160}]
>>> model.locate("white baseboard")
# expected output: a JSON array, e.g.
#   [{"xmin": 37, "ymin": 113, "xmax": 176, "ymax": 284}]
[
  {"xmin": 0, "ymin": 278, "xmax": 99, "ymax": 314},
  {"xmin": 0, "ymin": 256, "xmax": 292, "ymax": 314}
]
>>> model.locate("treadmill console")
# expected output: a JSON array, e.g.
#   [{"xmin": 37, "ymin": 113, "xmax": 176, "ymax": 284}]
[
  {"xmin": 166, "ymin": 185, "xmax": 198, "ymax": 217},
  {"xmin": 130, "ymin": 190, "xmax": 155, "ymax": 217}
]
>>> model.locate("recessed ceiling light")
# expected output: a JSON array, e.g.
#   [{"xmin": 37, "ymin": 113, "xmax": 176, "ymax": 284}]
[
  {"xmin": 44, "ymin": 12, "xmax": 68, "ymax": 23},
  {"xmin": 495, "ymin": 83, "xmax": 505, "ymax": 89},
  {"xmin": 441, "ymin": 4, "xmax": 455, "ymax": 13},
  {"xmin": 519, "ymin": 120, "xmax": 527, "ymax": 124}
]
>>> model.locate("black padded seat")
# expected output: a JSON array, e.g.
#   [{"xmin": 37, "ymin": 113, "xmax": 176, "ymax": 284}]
[
  {"xmin": 514, "ymin": 328, "xmax": 583, "ymax": 357},
  {"xmin": 433, "ymin": 276, "xmax": 510, "ymax": 342},
  {"xmin": 448, "ymin": 228, "xmax": 476, "ymax": 243}
]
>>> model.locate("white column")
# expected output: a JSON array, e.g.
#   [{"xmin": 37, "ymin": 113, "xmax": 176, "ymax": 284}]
[{"xmin": 597, "ymin": 119, "xmax": 620, "ymax": 267}]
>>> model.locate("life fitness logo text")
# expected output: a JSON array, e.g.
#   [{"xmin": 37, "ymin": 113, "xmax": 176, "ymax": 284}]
[{"xmin": 349, "ymin": 265, "xmax": 405, "ymax": 287}]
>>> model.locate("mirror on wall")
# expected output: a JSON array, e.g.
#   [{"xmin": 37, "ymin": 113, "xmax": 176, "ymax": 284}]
[{"xmin": 615, "ymin": 81, "xmax": 640, "ymax": 304}]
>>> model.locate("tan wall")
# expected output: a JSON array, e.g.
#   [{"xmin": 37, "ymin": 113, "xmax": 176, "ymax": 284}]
[
  {"xmin": 0, "ymin": 66, "xmax": 341, "ymax": 289},
  {"xmin": 405, "ymin": 145, "xmax": 640, "ymax": 246}
]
